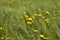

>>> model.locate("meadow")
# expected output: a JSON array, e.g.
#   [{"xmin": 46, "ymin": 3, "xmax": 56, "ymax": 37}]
[{"xmin": 0, "ymin": 0, "xmax": 60, "ymax": 40}]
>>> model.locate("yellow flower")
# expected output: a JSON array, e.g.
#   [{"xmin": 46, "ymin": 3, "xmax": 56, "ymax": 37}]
[
  {"xmin": 46, "ymin": 11, "xmax": 50, "ymax": 14},
  {"xmin": 1, "ymin": 37, "xmax": 4, "ymax": 39},
  {"xmin": 45, "ymin": 18, "xmax": 50, "ymax": 23},
  {"xmin": 40, "ymin": 34, "xmax": 45, "ymax": 38},
  {"xmin": 26, "ymin": 21, "xmax": 32, "ymax": 25},
  {"xmin": 33, "ymin": 29, "xmax": 38, "ymax": 33},
  {"xmin": 26, "ymin": 17, "xmax": 33, "ymax": 20},
  {"xmin": 0, "ymin": 27, "xmax": 3, "ymax": 30}
]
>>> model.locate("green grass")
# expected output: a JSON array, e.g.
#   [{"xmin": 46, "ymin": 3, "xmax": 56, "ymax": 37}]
[{"xmin": 0, "ymin": 0, "xmax": 60, "ymax": 40}]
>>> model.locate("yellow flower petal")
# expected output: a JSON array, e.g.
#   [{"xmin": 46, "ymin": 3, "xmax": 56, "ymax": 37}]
[
  {"xmin": 46, "ymin": 11, "xmax": 50, "ymax": 14},
  {"xmin": 26, "ymin": 17, "xmax": 33, "ymax": 20},
  {"xmin": 40, "ymin": 35, "xmax": 45, "ymax": 38}
]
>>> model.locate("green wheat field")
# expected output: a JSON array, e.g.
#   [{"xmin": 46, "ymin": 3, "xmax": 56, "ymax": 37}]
[{"xmin": 0, "ymin": 0, "xmax": 60, "ymax": 40}]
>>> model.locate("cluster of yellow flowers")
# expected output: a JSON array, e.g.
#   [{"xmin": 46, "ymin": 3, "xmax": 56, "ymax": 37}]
[
  {"xmin": 19, "ymin": 11, "xmax": 53, "ymax": 25},
  {"xmin": 21, "ymin": 11, "xmax": 52, "ymax": 25},
  {"xmin": 0, "ymin": 27, "xmax": 4, "ymax": 40},
  {"xmin": 32, "ymin": 29, "xmax": 49, "ymax": 40},
  {"xmin": 22, "ymin": 11, "xmax": 33, "ymax": 25},
  {"xmin": 26, "ymin": 17, "xmax": 33, "ymax": 25},
  {"xmin": 19, "ymin": 11, "xmax": 55, "ymax": 40}
]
